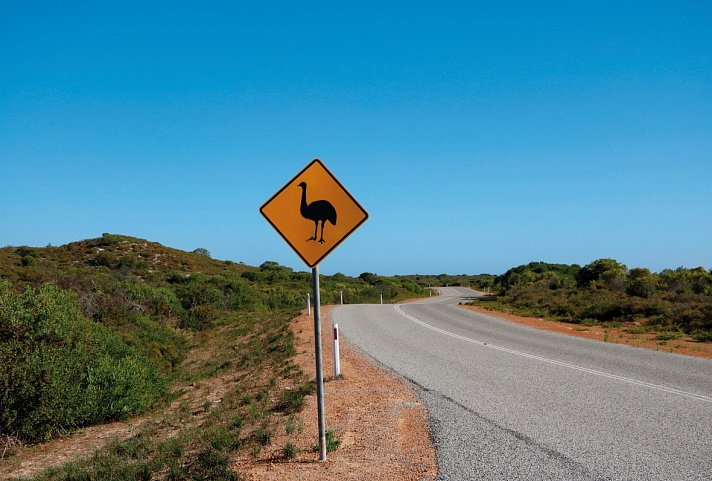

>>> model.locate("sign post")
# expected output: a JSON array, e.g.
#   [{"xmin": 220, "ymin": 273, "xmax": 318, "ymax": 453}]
[
  {"xmin": 260, "ymin": 158, "xmax": 368, "ymax": 461},
  {"xmin": 312, "ymin": 265, "xmax": 327, "ymax": 460}
]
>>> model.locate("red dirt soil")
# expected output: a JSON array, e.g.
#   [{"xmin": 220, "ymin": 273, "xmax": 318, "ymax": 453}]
[
  {"xmin": 235, "ymin": 306, "xmax": 437, "ymax": 481},
  {"xmin": 461, "ymin": 304, "xmax": 712, "ymax": 359}
]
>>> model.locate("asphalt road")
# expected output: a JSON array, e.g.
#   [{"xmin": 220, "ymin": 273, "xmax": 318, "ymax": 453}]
[{"xmin": 332, "ymin": 287, "xmax": 712, "ymax": 481}]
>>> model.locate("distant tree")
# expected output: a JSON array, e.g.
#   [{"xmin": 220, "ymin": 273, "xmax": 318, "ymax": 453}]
[
  {"xmin": 259, "ymin": 260, "xmax": 291, "ymax": 272},
  {"xmin": 576, "ymin": 259, "xmax": 627, "ymax": 290},
  {"xmin": 659, "ymin": 267, "xmax": 712, "ymax": 295},
  {"xmin": 689, "ymin": 267, "xmax": 712, "ymax": 295},
  {"xmin": 260, "ymin": 261, "xmax": 282, "ymax": 271},
  {"xmin": 359, "ymin": 272, "xmax": 379, "ymax": 285},
  {"xmin": 659, "ymin": 268, "xmax": 688, "ymax": 293},
  {"xmin": 498, "ymin": 262, "xmax": 579, "ymax": 291},
  {"xmin": 192, "ymin": 248, "xmax": 211, "ymax": 258},
  {"xmin": 626, "ymin": 267, "xmax": 658, "ymax": 298}
]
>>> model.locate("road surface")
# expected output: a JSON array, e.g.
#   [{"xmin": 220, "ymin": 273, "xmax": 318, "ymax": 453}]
[{"xmin": 333, "ymin": 287, "xmax": 712, "ymax": 481}]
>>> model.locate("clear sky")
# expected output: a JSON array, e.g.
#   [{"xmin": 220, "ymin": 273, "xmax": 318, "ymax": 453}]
[{"xmin": 2, "ymin": 1, "xmax": 711, "ymax": 276}]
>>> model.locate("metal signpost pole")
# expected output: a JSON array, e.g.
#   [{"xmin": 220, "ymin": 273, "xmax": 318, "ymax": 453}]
[{"xmin": 312, "ymin": 265, "xmax": 327, "ymax": 461}]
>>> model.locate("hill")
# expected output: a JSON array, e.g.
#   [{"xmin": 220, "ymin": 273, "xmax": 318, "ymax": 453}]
[{"xmin": 0, "ymin": 234, "xmax": 426, "ymax": 480}]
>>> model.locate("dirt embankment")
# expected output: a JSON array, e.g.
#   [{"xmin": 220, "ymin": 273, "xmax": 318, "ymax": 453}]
[{"xmin": 1, "ymin": 307, "xmax": 437, "ymax": 481}]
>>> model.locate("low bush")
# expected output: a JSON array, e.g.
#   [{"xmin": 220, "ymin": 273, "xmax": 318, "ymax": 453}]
[
  {"xmin": 692, "ymin": 330, "xmax": 712, "ymax": 342},
  {"xmin": 0, "ymin": 282, "xmax": 166, "ymax": 443},
  {"xmin": 282, "ymin": 441, "xmax": 297, "ymax": 459},
  {"xmin": 655, "ymin": 330, "xmax": 683, "ymax": 341},
  {"xmin": 273, "ymin": 382, "xmax": 314, "ymax": 415},
  {"xmin": 313, "ymin": 430, "xmax": 341, "ymax": 453}
]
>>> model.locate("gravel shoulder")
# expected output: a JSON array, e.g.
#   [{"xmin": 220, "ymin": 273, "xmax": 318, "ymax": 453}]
[{"xmin": 235, "ymin": 306, "xmax": 437, "ymax": 481}]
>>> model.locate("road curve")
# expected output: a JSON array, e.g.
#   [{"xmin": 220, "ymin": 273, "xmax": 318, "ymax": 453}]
[{"xmin": 333, "ymin": 287, "xmax": 712, "ymax": 481}]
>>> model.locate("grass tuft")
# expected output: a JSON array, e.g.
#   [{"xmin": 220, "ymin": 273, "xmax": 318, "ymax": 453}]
[{"xmin": 281, "ymin": 441, "xmax": 298, "ymax": 459}]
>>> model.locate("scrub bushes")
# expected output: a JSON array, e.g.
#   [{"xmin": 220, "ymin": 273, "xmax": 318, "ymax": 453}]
[{"xmin": 0, "ymin": 282, "xmax": 165, "ymax": 443}]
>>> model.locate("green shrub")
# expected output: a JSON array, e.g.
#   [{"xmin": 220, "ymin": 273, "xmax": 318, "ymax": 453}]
[
  {"xmin": 624, "ymin": 325, "xmax": 654, "ymax": 334},
  {"xmin": 181, "ymin": 304, "xmax": 221, "ymax": 331},
  {"xmin": 98, "ymin": 233, "xmax": 126, "ymax": 246},
  {"xmin": 254, "ymin": 428, "xmax": 272, "ymax": 445},
  {"xmin": 273, "ymin": 382, "xmax": 314, "ymax": 414},
  {"xmin": 123, "ymin": 282, "xmax": 187, "ymax": 322},
  {"xmin": 95, "ymin": 251, "xmax": 118, "ymax": 268},
  {"xmin": 241, "ymin": 271, "xmax": 260, "ymax": 282},
  {"xmin": 282, "ymin": 441, "xmax": 297, "ymax": 459},
  {"xmin": 274, "ymin": 390, "xmax": 304, "ymax": 415},
  {"xmin": 175, "ymin": 279, "xmax": 223, "ymax": 310},
  {"xmin": 121, "ymin": 314, "xmax": 187, "ymax": 372},
  {"xmin": 15, "ymin": 246, "xmax": 39, "ymax": 258},
  {"xmin": 204, "ymin": 426, "xmax": 242, "ymax": 452},
  {"xmin": 190, "ymin": 448, "xmax": 238, "ymax": 481},
  {"xmin": 0, "ymin": 282, "xmax": 166, "ymax": 443},
  {"xmin": 325, "ymin": 430, "xmax": 341, "ymax": 452},
  {"xmin": 312, "ymin": 430, "xmax": 341, "ymax": 453},
  {"xmin": 655, "ymin": 330, "xmax": 683, "ymax": 341},
  {"xmin": 692, "ymin": 330, "xmax": 712, "ymax": 342}
]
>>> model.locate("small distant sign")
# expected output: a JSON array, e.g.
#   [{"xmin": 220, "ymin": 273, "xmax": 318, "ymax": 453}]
[{"xmin": 260, "ymin": 158, "xmax": 369, "ymax": 268}]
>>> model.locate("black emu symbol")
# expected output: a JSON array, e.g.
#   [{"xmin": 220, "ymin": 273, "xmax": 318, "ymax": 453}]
[{"xmin": 298, "ymin": 182, "xmax": 337, "ymax": 244}]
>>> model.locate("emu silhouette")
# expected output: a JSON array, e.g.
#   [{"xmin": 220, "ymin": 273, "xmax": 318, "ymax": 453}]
[{"xmin": 298, "ymin": 182, "xmax": 337, "ymax": 244}]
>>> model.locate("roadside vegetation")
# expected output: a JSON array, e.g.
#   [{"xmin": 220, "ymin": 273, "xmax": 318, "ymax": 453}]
[
  {"xmin": 403, "ymin": 260, "xmax": 712, "ymax": 342},
  {"xmin": 0, "ymin": 234, "xmax": 426, "ymax": 479}
]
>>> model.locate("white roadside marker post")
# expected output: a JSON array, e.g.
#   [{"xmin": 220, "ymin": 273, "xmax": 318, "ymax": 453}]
[
  {"xmin": 380, "ymin": 293, "xmax": 383, "ymax": 304},
  {"xmin": 340, "ymin": 290, "xmax": 343, "ymax": 304},
  {"xmin": 333, "ymin": 323, "xmax": 341, "ymax": 378},
  {"xmin": 307, "ymin": 292, "xmax": 311, "ymax": 316}
]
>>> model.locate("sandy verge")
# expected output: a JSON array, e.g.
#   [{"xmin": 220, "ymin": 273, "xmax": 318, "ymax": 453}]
[
  {"xmin": 235, "ymin": 306, "xmax": 437, "ymax": 481},
  {"xmin": 461, "ymin": 304, "xmax": 712, "ymax": 359}
]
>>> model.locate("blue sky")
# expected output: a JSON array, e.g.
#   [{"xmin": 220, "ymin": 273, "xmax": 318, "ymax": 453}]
[{"xmin": 1, "ymin": 1, "xmax": 711, "ymax": 275}]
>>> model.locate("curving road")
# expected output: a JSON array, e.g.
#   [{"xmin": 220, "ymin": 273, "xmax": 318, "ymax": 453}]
[{"xmin": 332, "ymin": 287, "xmax": 712, "ymax": 481}]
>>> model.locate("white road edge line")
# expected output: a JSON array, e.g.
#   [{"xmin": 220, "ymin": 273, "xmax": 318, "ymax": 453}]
[{"xmin": 394, "ymin": 304, "xmax": 712, "ymax": 404}]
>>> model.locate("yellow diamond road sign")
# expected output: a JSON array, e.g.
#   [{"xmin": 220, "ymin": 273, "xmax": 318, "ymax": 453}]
[{"xmin": 260, "ymin": 159, "xmax": 369, "ymax": 268}]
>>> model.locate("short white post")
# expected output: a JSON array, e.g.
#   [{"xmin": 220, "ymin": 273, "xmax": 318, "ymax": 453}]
[
  {"xmin": 380, "ymin": 293, "xmax": 383, "ymax": 304},
  {"xmin": 307, "ymin": 292, "xmax": 311, "ymax": 316},
  {"xmin": 429, "ymin": 290, "xmax": 432, "ymax": 297},
  {"xmin": 333, "ymin": 323, "xmax": 341, "ymax": 378},
  {"xmin": 340, "ymin": 290, "xmax": 343, "ymax": 305}
]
